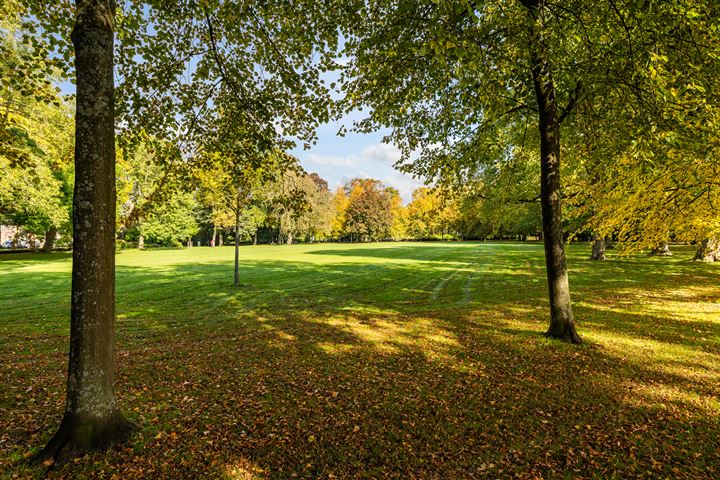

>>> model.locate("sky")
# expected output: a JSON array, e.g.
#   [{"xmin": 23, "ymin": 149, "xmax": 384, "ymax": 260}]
[
  {"xmin": 290, "ymin": 53, "xmax": 428, "ymax": 204},
  {"xmin": 290, "ymin": 113, "xmax": 425, "ymax": 204}
]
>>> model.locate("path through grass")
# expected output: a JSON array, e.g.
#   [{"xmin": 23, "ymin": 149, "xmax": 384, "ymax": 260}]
[{"xmin": 1, "ymin": 242, "xmax": 719, "ymax": 478}]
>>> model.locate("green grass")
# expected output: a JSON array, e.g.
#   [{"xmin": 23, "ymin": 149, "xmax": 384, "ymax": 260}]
[{"xmin": 1, "ymin": 242, "xmax": 719, "ymax": 479}]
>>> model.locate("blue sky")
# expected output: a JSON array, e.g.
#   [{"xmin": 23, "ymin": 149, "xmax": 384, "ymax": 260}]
[
  {"xmin": 290, "ymin": 64, "xmax": 426, "ymax": 203},
  {"xmin": 291, "ymin": 113, "xmax": 425, "ymax": 204}
]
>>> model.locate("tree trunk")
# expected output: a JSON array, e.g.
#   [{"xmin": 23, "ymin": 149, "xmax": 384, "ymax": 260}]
[
  {"xmin": 43, "ymin": 227, "xmax": 58, "ymax": 253},
  {"xmin": 35, "ymin": 0, "xmax": 135, "ymax": 463},
  {"xmin": 211, "ymin": 225, "xmax": 217, "ymax": 247},
  {"xmin": 234, "ymin": 209, "xmax": 240, "ymax": 286},
  {"xmin": 137, "ymin": 234, "xmax": 144, "ymax": 250},
  {"xmin": 286, "ymin": 231, "xmax": 293, "ymax": 245},
  {"xmin": 590, "ymin": 235, "xmax": 607, "ymax": 261},
  {"xmin": 253, "ymin": 229, "xmax": 257, "ymax": 245},
  {"xmin": 523, "ymin": 0, "xmax": 580, "ymax": 344},
  {"xmin": 650, "ymin": 242, "xmax": 672, "ymax": 256},
  {"xmin": 219, "ymin": 231, "xmax": 223, "ymax": 247},
  {"xmin": 694, "ymin": 237, "xmax": 720, "ymax": 262}
]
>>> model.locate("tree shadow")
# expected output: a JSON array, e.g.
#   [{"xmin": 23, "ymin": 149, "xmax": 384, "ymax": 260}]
[{"xmin": 1, "ymin": 243, "xmax": 719, "ymax": 478}]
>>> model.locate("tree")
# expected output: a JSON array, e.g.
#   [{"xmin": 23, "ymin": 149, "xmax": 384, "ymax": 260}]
[
  {"xmin": 0, "ymin": 0, "xmax": 64, "ymax": 169},
  {"xmin": 331, "ymin": 186, "xmax": 351, "ymax": 240},
  {"xmin": 0, "ymin": 10, "xmax": 74, "ymax": 251},
  {"xmin": 404, "ymin": 187, "xmax": 460, "ymax": 240},
  {"xmin": 270, "ymin": 170, "xmax": 335, "ymax": 244},
  {"xmin": 344, "ymin": 179, "xmax": 394, "ymax": 241},
  {"xmin": 35, "ymin": 0, "xmax": 136, "ymax": 462},
  {"xmin": 139, "ymin": 191, "xmax": 200, "ymax": 247},
  {"xmin": 339, "ymin": 0, "xmax": 720, "ymax": 342},
  {"xmin": 195, "ymin": 147, "xmax": 295, "ymax": 285},
  {"xmin": 304, "ymin": 173, "xmax": 336, "ymax": 242},
  {"xmin": 404, "ymin": 188, "xmax": 439, "ymax": 239},
  {"xmin": 386, "ymin": 187, "xmax": 407, "ymax": 240},
  {"xmin": 116, "ymin": 141, "xmax": 174, "ymax": 249},
  {"xmin": 24, "ymin": 0, "xmax": 339, "ymax": 458},
  {"xmin": 339, "ymin": 0, "xmax": 583, "ymax": 340},
  {"xmin": 694, "ymin": 238, "xmax": 720, "ymax": 263}
]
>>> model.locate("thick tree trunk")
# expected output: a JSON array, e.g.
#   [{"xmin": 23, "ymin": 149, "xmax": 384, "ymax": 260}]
[
  {"xmin": 29, "ymin": 233, "xmax": 38, "ymax": 251},
  {"xmin": 523, "ymin": 0, "xmax": 580, "ymax": 344},
  {"xmin": 650, "ymin": 242, "xmax": 672, "ymax": 256},
  {"xmin": 211, "ymin": 225, "xmax": 217, "ymax": 247},
  {"xmin": 137, "ymin": 234, "xmax": 144, "ymax": 250},
  {"xmin": 219, "ymin": 232, "xmax": 223, "ymax": 247},
  {"xmin": 590, "ymin": 235, "xmax": 607, "ymax": 261},
  {"xmin": 234, "ymin": 210, "xmax": 240, "ymax": 286},
  {"xmin": 694, "ymin": 237, "xmax": 720, "ymax": 262},
  {"xmin": 286, "ymin": 231, "xmax": 293, "ymax": 245},
  {"xmin": 35, "ymin": 0, "xmax": 135, "ymax": 463},
  {"xmin": 253, "ymin": 230, "xmax": 257, "ymax": 245},
  {"xmin": 43, "ymin": 227, "xmax": 58, "ymax": 253}
]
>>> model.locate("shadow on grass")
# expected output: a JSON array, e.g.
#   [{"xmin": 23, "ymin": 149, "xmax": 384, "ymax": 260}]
[{"xmin": 1, "ymin": 243, "xmax": 718, "ymax": 478}]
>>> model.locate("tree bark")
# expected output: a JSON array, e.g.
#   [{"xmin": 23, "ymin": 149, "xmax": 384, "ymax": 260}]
[
  {"xmin": 694, "ymin": 237, "xmax": 720, "ymax": 262},
  {"xmin": 650, "ymin": 242, "xmax": 672, "ymax": 256},
  {"xmin": 523, "ymin": 0, "xmax": 580, "ymax": 344},
  {"xmin": 35, "ymin": 0, "xmax": 135, "ymax": 463},
  {"xmin": 29, "ymin": 233, "xmax": 38, "ymax": 251},
  {"xmin": 253, "ymin": 229, "xmax": 257, "ymax": 245},
  {"xmin": 219, "ymin": 231, "xmax": 223, "ymax": 247},
  {"xmin": 234, "ymin": 209, "xmax": 240, "ymax": 286},
  {"xmin": 286, "ymin": 231, "xmax": 293, "ymax": 245},
  {"xmin": 43, "ymin": 227, "xmax": 58, "ymax": 253},
  {"xmin": 590, "ymin": 234, "xmax": 607, "ymax": 261},
  {"xmin": 137, "ymin": 234, "xmax": 144, "ymax": 250},
  {"xmin": 211, "ymin": 225, "xmax": 217, "ymax": 247}
]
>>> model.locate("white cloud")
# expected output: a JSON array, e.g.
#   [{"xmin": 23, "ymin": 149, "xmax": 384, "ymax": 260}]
[
  {"xmin": 300, "ymin": 142, "xmax": 426, "ymax": 203},
  {"xmin": 304, "ymin": 142, "xmax": 402, "ymax": 169},
  {"xmin": 305, "ymin": 153, "xmax": 359, "ymax": 168},
  {"xmin": 360, "ymin": 143, "xmax": 402, "ymax": 166},
  {"xmin": 383, "ymin": 171, "xmax": 426, "ymax": 201}
]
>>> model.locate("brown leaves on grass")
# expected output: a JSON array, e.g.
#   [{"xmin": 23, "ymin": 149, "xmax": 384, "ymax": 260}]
[{"xmin": 1, "ymin": 245, "xmax": 719, "ymax": 478}]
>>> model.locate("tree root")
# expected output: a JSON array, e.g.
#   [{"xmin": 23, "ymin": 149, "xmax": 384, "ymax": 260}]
[
  {"xmin": 545, "ymin": 325, "xmax": 582, "ymax": 344},
  {"xmin": 32, "ymin": 412, "xmax": 138, "ymax": 466}
]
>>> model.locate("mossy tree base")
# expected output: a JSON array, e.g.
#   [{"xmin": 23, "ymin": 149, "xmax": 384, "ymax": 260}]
[
  {"xmin": 650, "ymin": 244, "xmax": 673, "ymax": 256},
  {"xmin": 33, "ymin": 412, "xmax": 137, "ymax": 465},
  {"xmin": 694, "ymin": 238, "xmax": 720, "ymax": 263},
  {"xmin": 545, "ymin": 323, "xmax": 582, "ymax": 344}
]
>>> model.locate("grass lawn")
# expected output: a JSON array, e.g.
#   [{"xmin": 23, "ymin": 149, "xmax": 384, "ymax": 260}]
[{"xmin": 1, "ymin": 242, "xmax": 719, "ymax": 479}]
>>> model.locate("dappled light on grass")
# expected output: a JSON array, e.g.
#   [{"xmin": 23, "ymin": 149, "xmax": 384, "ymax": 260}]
[
  {"xmin": 623, "ymin": 383, "xmax": 720, "ymax": 415},
  {"xmin": 313, "ymin": 314, "xmax": 462, "ymax": 362},
  {"xmin": 1, "ymin": 243, "xmax": 719, "ymax": 478},
  {"xmin": 224, "ymin": 457, "xmax": 267, "ymax": 480}
]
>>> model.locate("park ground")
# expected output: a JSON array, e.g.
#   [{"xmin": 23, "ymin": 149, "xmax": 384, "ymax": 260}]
[{"xmin": 0, "ymin": 242, "xmax": 719, "ymax": 479}]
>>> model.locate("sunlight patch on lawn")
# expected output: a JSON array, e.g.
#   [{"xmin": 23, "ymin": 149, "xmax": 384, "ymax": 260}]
[
  {"xmin": 224, "ymin": 457, "xmax": 267, "ymax": 480},
  {"xmin": 316, "ymin": 342, "xmax": 356, "ymax": 355},
  {"xmin": 585, "ymin": 330, "xmax": 720, "ymax": 407},
  {"xmin": 620, "ymin": 382, "xmax": 720, "ymax": 415},
  {"xmin": 312, "ymin": 314, "xmax": 462, "ymax": 361},
  {"xmin": 642, "ymin": 299, "xmax": 720, "ymax": 325}
]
